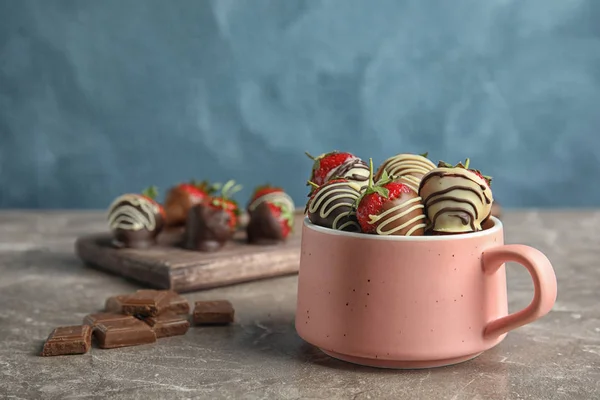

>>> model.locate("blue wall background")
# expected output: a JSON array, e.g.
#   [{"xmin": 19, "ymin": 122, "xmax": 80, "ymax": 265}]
[{"xmin": 1, "ymin": 0, "xmax": 599, "ymax": 209}]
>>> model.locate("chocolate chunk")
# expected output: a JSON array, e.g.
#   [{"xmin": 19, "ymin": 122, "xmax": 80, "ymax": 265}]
[
  {"xmin": 142, "ymin": 311, "xmax": 190, "ymax": 338},
  {"xmin": 105, "ymin": 291, "xmax": 190, "ymax": 315},
  {"xmin": 165, "ymin": 292, "xmax": 190, "ymax": 315},
  {"xmin": 183, "ymin": 204, "xmax": 234, "ymax": 252},
  {"xmin": 193, "ymin": 300, "xmax": 235, "ymax": 325},
  {"xmin": 105, "ymin": 295, "xmax": 127, "ymax": 313},
  {"xmin": 120, "ymin": 290, "xmax": 171, "ymax": 317},
  {"xmin": 93, "ymin": 314, "xmax": 156, "ymax": 349},
  {"xmin": 41, "ymin": 325, "xmax": 92, "ymax": 357},
  {"xmin": 246, "ymin": 202, "xmax": 285, "ymax": 244},
  {"xmin": 83, "ymin": 312, "xmax": 129, "ymax": 327}
]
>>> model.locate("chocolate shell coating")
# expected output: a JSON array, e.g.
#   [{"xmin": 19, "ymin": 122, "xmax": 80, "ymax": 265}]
[
  {"xmin": 419, "ymin": 167, "xmax": 493, "ymax": 233},
  {"xmin": 247, "ymin": 202, "xmax": 285, "ymax": 244},
  {"xmin": 369, "ymin": 189, "xmax": 426, "ymax": 236},
  {"xmin": 107, "ymin": 194, "xmax": 164, "ymax": 248},
  {"xmin": 375, "ymin": 154, "xmax": 436, "ymax": 192},
  {"xmin": 183, "ymin": 204, "xmax": 233, "ymax": 252},
  {"xmin": 328, "ymin": 158, "xmax": 370, "ymax": 187},
  {"xmin": 164, "ymin": 187, "xmax": 204, "ymax": 227},
  {"xmin": 306, "ymin": 180, "xmax": 361, "ymax": 232}
]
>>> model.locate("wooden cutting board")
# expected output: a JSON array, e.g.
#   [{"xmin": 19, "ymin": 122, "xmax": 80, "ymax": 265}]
[{"xmin": 75, "ymin": 212, "xmax": 305, "ymax": 293}]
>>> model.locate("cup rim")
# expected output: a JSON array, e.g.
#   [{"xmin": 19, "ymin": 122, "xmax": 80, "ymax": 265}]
[{"xmin": 303, "ymin": 216, "xmax": 502, "ymax": 242}]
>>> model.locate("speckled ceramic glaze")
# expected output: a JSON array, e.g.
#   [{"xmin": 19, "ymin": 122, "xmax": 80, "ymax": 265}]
[{"xmin": 295, "ymin": 217, "xmax": 557, "ymax": 369}]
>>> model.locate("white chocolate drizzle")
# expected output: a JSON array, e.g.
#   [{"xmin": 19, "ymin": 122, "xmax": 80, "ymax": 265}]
[
  {"xmin": 107, "ymin": 194, "xmax": 159, "ymax": 231},
  {"xmin": 327, "ymin": 157, "xmax": 370, "ymax": 185},
  {"xmin": 307, "ymin": 181, "xmax": 361, "ymax": 231},
  {"xmin": 419, "ymin": 168, "xmax": 493, "ymax": 233},
  {"xmin": 378, "ymin": 154, "xmax": 436, "ymax": 190},
  {"xmin": 249, "ymin": 191, "xmax": 295, "ymax": 213},
  {"xmin": 367, "ymin": 197, "xmax": 426, "ymax": 236}
]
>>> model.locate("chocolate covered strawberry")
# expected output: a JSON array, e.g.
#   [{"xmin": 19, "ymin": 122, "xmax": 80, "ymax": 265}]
[
  {"xmin": 247, "ymin": 201, "xmax": 295, "ymax": 244},
  {"xmin": 305, "ymin": 179, "xmax": 362, "ymax": 232},
  {"xmin": 107, "ymin": 186, "xmax": 166, "ymax": 248},
  {"xmin": 419, "ymin": 158, "xmax": 494, "ymax": 234},
  {"xmin": 355, "ymin": 160, "xmax": 426, "ymax": 236},
  {"xmin": 164, "ymin": 180, "xmax": 215, "ymax": 226},
  {"xmin": 305, "ymin": 151, "xmax": 356, "ymax": 189},
  {"xmin": 207, "ymin": 180, "xmax": 242, "ymax": 232},
  {"xmin": 247, "ymin": 184, "xmax": 295, "ymax": 244}
]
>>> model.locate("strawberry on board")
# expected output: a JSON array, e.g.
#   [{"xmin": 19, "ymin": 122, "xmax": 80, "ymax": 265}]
[
  {"xmin": 305, "ymin": 151, "xmax": 356, "ymax": 188},
  {"xmin": 355, "ymin": 160, "xmax": 426, "ymax": 236},
  {"xmin": 141, "ymin": 186, "xmax": 166, "ymax": 219},
  {"xmin": 247, "ymin": 199, "xmax": 295, "ymax": 244},
  {"xmin": 164, "ymin": 180, "xmax": 215, "ymax": 226},
  {"xmin": 107, "ymin": 185, "xmax": 166, "ymax": 248},
  {"xmin": 207, "ymin": 180, "xmax": 242, "ymax": 231},
  {"xmin": 249, "ymin": 184, "xmax": 284, "ymax": 203}
]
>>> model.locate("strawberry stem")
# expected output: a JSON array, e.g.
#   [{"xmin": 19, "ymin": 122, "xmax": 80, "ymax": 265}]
[
  {"xmin": 221, "ymin": 180, "xmax": 242, "ymax": 199},
  {"xmin": 464, "ymin": 158, "xmax": 470, "ymax": 170},
  {"xmin": 142, "ymin": 186, "xmax": 158, "ymax": 200},
  {"xmin": 307, "ymin": 181, "xmax": 319, "ymax": 189},
  {"xmin": 420, "ymin": 152, "xmax": 429, "ymax": 158},
  {"xmin": 304, "ymin": 152, "xmax": 315, "ymax": 160}
]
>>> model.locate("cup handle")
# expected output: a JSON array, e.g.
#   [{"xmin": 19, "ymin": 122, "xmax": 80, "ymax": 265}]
[{"xmin": 482, "ymin": 244, "xmax": 557, "ymax": 339}]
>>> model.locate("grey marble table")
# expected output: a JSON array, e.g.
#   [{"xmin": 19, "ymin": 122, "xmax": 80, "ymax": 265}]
[{"xmin": 0, "ymin": 210, "xmax": 598, "ymax": 400}]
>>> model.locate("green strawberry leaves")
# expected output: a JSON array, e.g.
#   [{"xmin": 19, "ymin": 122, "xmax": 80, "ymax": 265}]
[
  {"xmin": 305, "ymin": 151, "xmax": 322, "ymax": 172},
  {"xmin": 354, "ymin": 158, "xmax": 391, "ymax": 207},
  {"xmin": 190, "ymin": 180, "xmax": 217, "ymax": 194},
  {"xmin": 437, "ymin": 159, "xmax": 493, "ymax": 186},
  {"xmin": 141, "ymin": 186, "xmax": 159, "ymax": 200},
  {"xmin": 273, "ymin": 200, "xmax": 295, "ymax": 232}
]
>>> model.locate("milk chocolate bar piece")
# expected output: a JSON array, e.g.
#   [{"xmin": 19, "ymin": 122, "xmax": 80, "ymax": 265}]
[
  {"xmin": 94, "ymin": 314, "xmax": 156, "ymax": 349},
  {"xmin": 105, "ymin": 291, "xmax": 190, "ymax": 315},
  {"xmin": 142, "ymin": 311, "xmax": 190, "ymax": 338},
  {"xmin": 193, "ymin": 300, "xmax": 235, "ymax": 325},
  {"xmin": 165, "ymin": 292, "xmax": 190, "ymax": 315},
  {"xmin": 120, "ymin": 290, "xmax": 171, "ymax": 317},
  {"xmin": 83, "ymin": 312, "xmax": 127, "ymax": 327},
  {"xmin": 105, "ymin": 295, "xmax": 127, "ymax": 313},
  {"xmin": 41, "ymin": 325, "xmax": 92, "ymax": 357}
]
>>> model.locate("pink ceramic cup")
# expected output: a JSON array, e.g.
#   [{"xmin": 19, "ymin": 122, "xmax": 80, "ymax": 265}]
[{"xmin": 295, "ymin": 217, "xmax": 557, "ymax": 369}]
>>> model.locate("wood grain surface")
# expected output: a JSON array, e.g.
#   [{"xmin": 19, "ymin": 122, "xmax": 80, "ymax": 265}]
[{"xmin": 76, "ymin": 213, "xmax": 305, "ymax": 293}]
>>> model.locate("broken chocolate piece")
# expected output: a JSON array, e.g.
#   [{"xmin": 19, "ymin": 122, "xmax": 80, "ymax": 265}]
[
  {"xmin": 193, "ymin": 300, "xmax": 235, "ymax": 325},
  {"xmin": 183, "ymin": 204, "xmax": 234, "ymax": 252},
  {"xmin": 105, "ymin": 295, "xmax": 127, "ymax": 313},
  {"xmin": 105, "ymin": 291, "xmax": 190, "ymax": 315},
  {"xmin": 94, "ymin": 314, "xmax": 156, "ymax": 349},
  {"xmin": 41, "ymin": 325, "xmax": 92, "ymax": 357},
  {"xmin": 164, "ymin": 292, "xmax": 190, "ymax": 315},
  {"xmin": 120, "ymin": 290, "xmax": 171, "ymax": 317},
  {"xmin": 142, "ymin": 311, "xmax": 190, "ymax": 338},
  {"xmin": 83, "ymin": 312, "xmax": 128, "ymax": 328}
]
